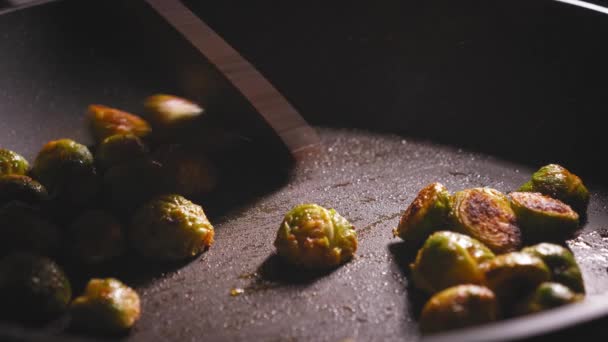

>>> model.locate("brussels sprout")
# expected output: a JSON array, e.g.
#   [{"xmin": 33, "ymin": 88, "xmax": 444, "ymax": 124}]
[
  {"xmin": 510, "ymin": 192, "xmax": 579, "ymax": 241},
  {"xmin": 88, "ymin": 104, "xmax": 151, "ymax": 142},
  {"xmin": 103, "ymin": 158, "xmax": 167, "ymax": 212},
  {"xmin": 451, "ymin": 188, "xmax": 522, "ymax": 253},
  {"xmin": 480, "ymin": 252, "xmax": 550, "ymax": 306},
  {"xmin": 0, "ymin": 253, "xmax": 71, "ymax": 321},
  {"xmin": 419, "ymin": 284, "xmax": 498, "ymax": 334},
  {"xmin": 519, "ymin": 164, "xmax": 589, "ymax": 213},
  {"xmin": 274, "ymin": 203, "xmax": 358, "ymax": 269},
  {"xmin": 0, "ymin": 175, "xmax": 48, "ymax": 206},
  {"xmin": 513, "ymin": 282, "xmax": 583, "ymax": 316},
  {"xmin": 0, "ymin": 202, "xmax": 61, "ymax": 257},
  {"xmin": 410, "ymin": 231, "xmax": 495, "ymax": 294},
  {"xmin": 393, "ymin": 183, "xmax": 452, "ymax": 248},
  {"xmin": 71, "ymin": 278, "xmax": 140, "ymax": 334},
  {"xmin": 0, "ymin": 148, "xmax": 29, "ymax": 176},
  {"xmin": 31, "ymin": 139, "xmax": 99, "ymax": 206},
  {"xmin": 96, "ymin": 134, "xmax": 149, "ymax": 169},
  {"xmin": 153, "ymin": 145, "xmax": 218, "ymax": 196},
  {"xmin": 144, "ymin": 94, "xmax": 203, "ymax": 128},
  {"xmin": 521, "ymin": 243, "xmax": 585, "ymax": 293},
  {"xmin": 129, "ymin": 194, "xmax": 215, "ymax": 260},
  {"xmin": 68, "ymin": 210, "xmax": 125, "ymax": 264}
]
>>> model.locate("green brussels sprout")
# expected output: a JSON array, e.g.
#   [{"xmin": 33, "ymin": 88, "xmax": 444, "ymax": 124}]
[
  {"xmin": 71, "ymin": 278, "xmax": 140, "ymax": 334},
  {"xmin": 451, "ymin": 188, "xmax": 522, "ymax": 254},
  {"xmin": 0, "ymin": 175, "xmax": 48, "ymax": 206},
  {"xmin": 510, "ymin": 192, "xmax": 579, "ymax": 242},
  {"xmin": 0, "ymin": 253, "xmax": 71, "ymax": 321},
  {"xmin": 519, "ymin": 164, "xmax": 590, "ymax": 213},
  {"xmin": 419, "ymin": 284, "xmax": 498, "ymax": 334},
  {"xmin": 96, "ymin": 134, "xmax": 149, "ymax": 169},
  {"xmin": 393, "ymin": 182, "xmax": 452, "ymax": 248},
  {"xmin": 103, "ymin": 158, "xmax": 167, "ymax": 212},
  {"xmin": 31, "ymin": 139, "xmax": 99, "ymax": 206},
  {"xmin": 129, "ymin": 194, "xmax": 215, "ymax": 260},
  {"xmin": 153, "ymin": 145, "xmax": 218, "ymax": 196},
  {"xmin": 0, "ymin": 148, "xmax": 29, "ymax": 176},
  {"xmin": 274, "ymin": 203, "xmax": 358, "ymax": 269},
  {"xmin": 513, "ymin": 282, "xmax": 583, "ymax": 316},
  {"xmin": 480, "ymin": 252, "xmax": 551, "ymax": 306},
  {"xmin": 0, "ymin": 202, "xmax": 61, "ymax": 257},
  {"xmin": 144, "ymin": 94, "xmax": 203, "ymax": 135},
  {"xmin": 88, "ymin": 104, "xmax": 152, "ymax": 142},
  {"xmin": 521, "ymin": 243, "xmax": 585, "ymax": 293},
  {"xmin": 68, "ymin": 210, "xmax": 125, "ymax": 264},
  {"xmin": 410, "ymin": 231, "xmax": 495, "ymax": 294}
]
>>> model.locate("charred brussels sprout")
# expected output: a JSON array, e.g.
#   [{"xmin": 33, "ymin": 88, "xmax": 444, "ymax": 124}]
[
  {"xmin": 510, "ymin": 192, "xmax": 579, "ymax": 241},
  {"xmin": 71, "ymin": 278, "xmax": 140, "ymax": 334},
  {"xmin": 129, "ymin": 194, "xmax": 214, "ymax": 260},
  {"xmin": 451, "ymin": 188, "xmax": 522, "ymax": 254},
  {"xmin": 0, "ymin": 202, "xmax": 60, "ymax": 257},
  {"xmin": 0, "ymin": 148, "xmax": 29, "ymax": 176},
  {"xmin": 31, "ymin": 139, "xmax": 99, "ymax": 206},
  {"xmin": 96, "ymin": 134, "xmax": 149, "ymax": 169},
  {"xmin": 68, "ymin": 210, "xmax": 125, "ymax": 264},
  {"xmin": 153, "ymin": 145, "xmax": 218, "ymax": 196},
  {"xmin": 0, "ymin": 175, "xmax": 48, "ymax": 206},
  {"xmin": 144, "ymin": 94, "xmax": 203, "ymax": 138},
  {"xmin": 88, "ymin": 104, "xmax": 151, "ymax": 142},
  {"xmin": 0, "ymin": 253, "xmax": 71, "ymax": 321},
  {"xmin": 480, "ymin": 252, "xmax": 550, "ymax": 307},
  {"xmin": 513, "ymin": 282, "xmax": 583, "ymax": 316},
  {"xmin": 411, "ymin": 231, "xmax": 495, "ymax": 294},
  {"xmin": 394, "ymin": 183, "xmax": 452, "ymax": 248},
  {"xmin": 519, "ymin": 164, "xmax": 589, "ymax": 213},
  {"xmin": 275, "ymin": 203, "xmax": 358, "ymax": 269},
  {"xmin": 103, "ymin": 158, "xmax": 166, "ymax": 212},
  {"xmin": 521, "ymin": 243, "xmax": 585, "ymax": 293},
  {"xmin": 419, "ymin": 284, "xmax": 498, "ymax": 334}
]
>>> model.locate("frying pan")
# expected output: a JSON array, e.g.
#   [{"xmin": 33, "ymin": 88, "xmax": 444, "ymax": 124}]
[{"xmin": 1, "ymin": 0, "xmax": 608, "ymax": 341}]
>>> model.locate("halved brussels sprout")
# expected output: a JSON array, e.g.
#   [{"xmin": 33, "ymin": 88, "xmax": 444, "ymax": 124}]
[
  {"xmin": 393, "ymin": 183, "xmax": 452, "ymax": 248},
  {"xmin": 31, "ymin": 139, "xmax": 99, "ymax": 206},
  {"xmin": 153, "ymin": 145, "xmax": 218, "ymax": 197},
  {"xmin": 88, "ymin": 104, "xmax": 151, "ymax": 142},
  {"xmin": 0, "ymin": 148, "xmax": 29, "ymax": 176},
  {"xmin": 275, "ymin": 203, "xmax": 358, "ymax": 269},
  {"xmin": 144, "ymin": 94, "xmax": 203, "ymax": 129},
  {"xmin": 513, "ymin": 282, "xmax": 583, "ymax": 316},
  {"xmin": 519, "ymin": 164, "xmax": 589, "ymax": 214},
  {"xmin": 0, "ymin": 253, "xmax": 71, "ymax": 321},
  {"xmin": 68, "ymin": 210, "xmax": 125, "ymax": 264},
  {"xmin": 510, "ymin": 192, "xmax": 579, "ymax": 241},
  {"xmin": 0, "ymin": 202, "xmax": 60, "ymax": 257},
  {"xmin": 129, "ymin": 194, "xmax": 215, "ymax": 260},
  {"xmin": 521, "ymin": 243, "xmax": 585, "ymax": 293},
  {"xmin": 96, "ymin": 134, "xmax": 149, "ymax": 169},
  {"xmin": 419, "ymin": 284, "xmax": 498, "ymax": 334},
  {"xmin": 480, "ymin": 252, "xmax": 550, "ymax": 306},
  {"xmin": 451, "ymin": 188, "xmax": 521, "ymax": 253},
  {"xmin": 71, "ymin": 278, "xmax": 140, "ymax": 334},
  {"xmin": 0, "ymin": 175, "xmax": 48, "ymax": 206},
  {"xmin": 410, "ymin": 231, "xmax": 495, "ymax": 294}
]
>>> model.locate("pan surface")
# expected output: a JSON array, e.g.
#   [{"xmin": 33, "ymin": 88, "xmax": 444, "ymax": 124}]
[{"xmin": 2, "ymin": 0, "xmax": 608, "ymax": 341}]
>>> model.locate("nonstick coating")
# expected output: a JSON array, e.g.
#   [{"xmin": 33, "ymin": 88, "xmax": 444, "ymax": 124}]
[{"xmin": 2, "ymin": 0, "xmax": 608, "ymax": 341}]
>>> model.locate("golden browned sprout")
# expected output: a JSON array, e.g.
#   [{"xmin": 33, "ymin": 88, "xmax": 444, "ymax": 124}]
[
  {"xmin": 393, "ymin": 182, "xmax": 452, "ymax": 248},
  {"xmin": 88, "ymin": 104, "xmax": 151, "ymax": 142},
  {"xmin": 513, "ymin": 282, "xmax": 583, "ymax": 316},
  {"xmin": 419, "ymin": 284, "xmax": 498, "ymax": 334},
  {"xmin": 451, "ymin": 188, "xmax": 522, "ymax": 253},
  {"xmin": 510, "ymin": 192, "xmax": 579, "ymax": 241},
  {"xmin": 275, "ymin": 203, "xmax": 358, "ymax": 269},
  {"xmin": 96, "ymin": 134, "xmax": 149, "ymax": 169},
  {"xmin": 0, "ymin": 148, "xmax": 29, "ymax": 176},
  {"xmin": 521, "ymin": 243, "xmax": 585, "ymax": 293},
  {"xmin": 410, "ymin": 231, "xmax": 495, "ymax": 294},
  {"xmin": 144, "ymin": 94, "xmax": 203, "ymax": 128}
]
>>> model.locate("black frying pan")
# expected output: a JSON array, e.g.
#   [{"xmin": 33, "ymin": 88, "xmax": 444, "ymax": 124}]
[{"xmin": 1, "ymin": 0, "xmax": 608, "ymax": 341}]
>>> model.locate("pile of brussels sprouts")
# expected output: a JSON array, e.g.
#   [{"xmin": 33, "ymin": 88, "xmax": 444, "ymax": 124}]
[
  {"xmin": 394, "ymin": 164, "xmax": 589, "ymax": 334},
  {"xmin": 0, "ymin": 95, "xmax": 217, "ymax": 334}
]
